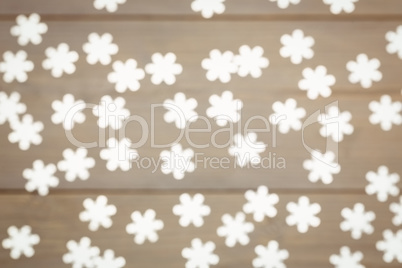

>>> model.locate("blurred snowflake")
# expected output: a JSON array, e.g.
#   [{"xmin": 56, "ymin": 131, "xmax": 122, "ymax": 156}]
[
  {"xmin": 126, "ymin": 209, "xmax": 164, "ymax": 244},
  {"xmin": 79, "ymin": 195, "xmax": 116, "ymax": 231},
  {"xmin": 2, "ymin": 225, "xmax": 40, "ymax": 259},
  {"xmin": 217, "ymin": 212, "xmax": 254, "ymax": 247},
  {"xmin": 173, "ymin": 193, "xmax": 211, "ymax": 227}
]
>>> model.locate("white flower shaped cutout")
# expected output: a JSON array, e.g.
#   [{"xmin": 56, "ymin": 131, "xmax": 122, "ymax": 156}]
[
  {"xmin": 234, "ymin": 45, "xmax": 269, "ymax": 78},
  {"xmin": 202, "ymin": 49, "xmax": 237, "ymax": 83},
  {"xmin": 9, "ymin": 114, "xmax": 43, "ymax": 150},
  {"xmin": 217, "ymin": 212, "xmax": 254, "ymax": 247},
  {"xmin": 0, "ymin": 50, "xmax": 34, "ymax": 83},
  {"xmin": 23, "ymin": 160, "xmax": 59, "ymax": 196},
  {"xmin": 280, "ymin": 29, "xmax": 314, "ymax": 64},
  {"xmin": 2, "ymin": 226, "xmax": 40, "ymax": 259},
  {"xmin": 323, "ymin": 0, "xmax": 358, "ymax": 14},
  {"xmin": 229, "ymin": 132, "xmax": 266, "ymax": 167},
  {"xmin": 191, "ymin": 0, "xmax": 225, "ymax": 19},
  {"xmin": 270, "ymin": 0, "xmax": 300, "ymax": 9},
  {"xmin": 303, "ymin": 150, "xmax": 340, "ymax": 184},
  {"xmin": 329, "ymin": 246, "xmax": 365, "ymax": 268},
  {"xmin": 376, "ymin": 229, "xmax": 402, "ymax": 263},
  {"xmin": 163, "ymin": 92, "xmax": 198, "ymax": 129},
  {"xmin": 93, "ymin": 0, "xmax": 126, "ymax": 12},
  {"xmin": 206, "ymin": 91, "xmax": 243, "ymax": 127},
  {"xmin": 79, "ymin": 195, "xmax": 117, "ymax": 231},
  {"xmin": 243, "ymin": 185, "xmax": 279, "ymax": 222},
  {"xmin": 340, "ymin": 203, "xmax": 375, "ymax": 240},
  {"xmin": 253, "ymin": 240, "xmax": 289, "ymax": 268},
  {"xmin": 269, "ymin": 98, "xmax": 306, "ymax": 134},
  {"xmin": 94, "ymin": 249, "xmax": 126, "ymax": 268},
  {"xmin": 318, "ymin": 106, "xmax": 354, "ymax": 142},
  {"xmin": 93, "ymin": 95, "xmax": 130, "ymax": 130},
  {"xmin": 390, "ymin": 196, "xmax": 402, "ymax": 226},
  {"xmin": 160, "ymin": 143, "xmax": 195, "ymax": 180},
  {"xmin": 10, "ymin": 13, "xmax": 47, "ymax": 46},
  {"xmin": 386, "ymin": 25, "xmax": 402, "ymax": 59},
  {"xmin": 100, "ymin": 138, "xmax": 139, "ymax": 172},
  {"xmin": 298, "ymin": 65, "xmax": 335, "ymax": 99},
  {"xmin": 63, "ymin": 237, "xmax": 100, "ymax": 268},
  {"xmin": 145, "ymin": 52, "xmax": 183, "ymax": 85},
  {"xmin": 108, "ymin": 59, "xmax": 145, "ymax": 92},
  {"xmin": 173, "ymin": 193, "xmax": 211, "ymax": 227},
  {"xmin": 182, "ymin": 238, "xmax": 219, "ymax": 268},
  {"xmin": 369, "ymin": 95, "xmax": 402, "ymax": 131},
  {"xmin": 43, "ymin": 43, "xmax": 79, "ymax": 78},
  {"xmin": 83, "ymin": 33, "xmax": 118, "ymax": 65},
  {"xmin": 126, "ymin": 209, "xmax": 164, "ymax": 244},
  {"xmin": 0, "ymin": 91, "xmax": 26, "ymax": 125},
  {"xmin": 286, "ymin": 196, "xmax": 321, "ymax": 233},
  {"xmin": 58, "ymin": 148, "xmax": 95, "ymax": 182},
  {"xmin": 51, "ymin": 94, "xmax": 86, "ymax": 130},
  {"xmin": 346, "ymin": 54, "xmax": 382, "ymax": 88},
  {"xmin": 365, "ymin": 165, "xmax": 400, "ymax": 202}
]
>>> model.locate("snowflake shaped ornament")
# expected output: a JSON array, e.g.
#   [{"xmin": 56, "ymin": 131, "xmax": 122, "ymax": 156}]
[
  {"xmin": 10, "ymin": 13, "xmax": 48, "ymax": 46},
  {"xmin": 2, "ymin": 225, "xmax": 40, "ymax": 259},
  {"xmin": 94, "ymin": 249, "xmax": 126, "ymax": 268},
  {"xmin": 126, "ymin": 209, "xmax": 164, "ymax": 244},
  {"xmin": 323, "ymin": 0, "xmax": 358, "ymax": 14},
  {"xmin": 93, "ymin": 0, "xmax": 126, "ymax": 12},
  {"xmin": 229, "ymin": 132, "xmax": 266, "ymax": 167},
  {"xmin": 329, "ymin": 246, "xmax": 365, "ymax": 268},
  {"xmin": 0, "ymin": 91, "xmax": 26, "ymax": 125},
  {"xmin": 100, "ymin": 138, "xmax": 139, "ymax": 172},
  {"xmin": 93, "ymin": 95, "xmax": 130, "ymax": 130},
  {"xmin": 234, "ymin": 45, "xmax": 269, "ymax": 78},
  {"xmin": 365, "ymin": 165, "xmax": 400, "ymax": 202},
  {"xmin": 318, "ymin": 106, "xmax": 354, "ymax": 142},
  {"xmin": 42, "ymin": 43, "xmax": 79, "ymax": 78},
  {"xmin": 160, "ymin": 143, "xmax": 195, "ymax": 180},
  {"xmin": 58, "ymin": 148, "xmax": 95, "ymax": 181},
  {"xmin": 269, "ymin": 98, "xmax": 306, "ymax": 134},
  {"xmin": 0, "ymin": 50, "xmax": 34, "ymax": 83},
  {"xmin": 390, "ymin": 196, "xmax": 402, "ymax": 226},
  {"xmin": 376, "ymin": 229, "xmax": 402, "ymax": 263},
  {"xmin": 280, "ymin": 29, "xmax": 314, "ymax": 64},
  {"xmin": 182, "ymin": 238, "xmax": 219, "ymax": 268},
  {"xmin": 206, "ymin": 91, "xmax": 243, "ymax": 127},
  {"xmin": 303, "ymin": 150, "xmax": 340, "ymax": 184},
  {"xmin": 108, "ymin": 59, "xmax": 145, "ymax": 92},
  {"xmin": 51, "ymin": 94, "xmax": 86, "ymax": 130},
  {"xmin": 286, "ymin": 196, "xmax": 321, "ymax": 233},
  {"xmin": 83, "ymin": 33, "xmax": 118, "ymax": 65},
  {"xmin": 9, "ymin": 114, "xmax": 43, "ymax": 150},
  {"xmin": 369, "ymin": 95, "xmax": 402, "ymax": 131},
  {"xmin": 243, "ymin": 185, "xmax": 279, "ymax": 222},
  {"xmin": 298, "ymin": 65, "xmax": 335, "ymax": 99},
  {"xmin": 145, "ymin": 52, "xmax": 183, "ymax": 85},
  {"xmin": 340, "ymin": 203, "xmax": 375, "ymax": 239},
  {"xmin": 23, "ymin": 160, "xmax": 59, "ymax": 196},
  {"xmin": 163, "ymin": 92, "xmax": 198, "ymax": 129},
  {"xmin": 347, "ymin": 53, "xmax": 382, "ymax": 88},
  {"xmin": 173, "ymin": 193, "xmax": 211, "ymax": 227},
  {"xmin": 191, "ymin": 0, "xmax": 225, "ymax": 19},
  {"xmin": 79, "ymin": 195, "xmax": 117, "ymax": 231},
  {"xmin": 253, "ymin": 240, "xmax": 289, "ymax": 268},
  {"xmin": 270, "ymin": 0, "xmax": 300, "ymax": 9},
  {"xmin": 386, "ymin": 25, "xmax": 402, "ymax": 59},
  {"xmin": 217, "ymin": 212, "xmax": 254, "ymax": 247},
  {"xmin": 63, "ymin": 237, "xmax": 100, "ymax": 268},
  {"xmin": 202, "ymin": 49, "xmax": 237, "ymax": 83}
]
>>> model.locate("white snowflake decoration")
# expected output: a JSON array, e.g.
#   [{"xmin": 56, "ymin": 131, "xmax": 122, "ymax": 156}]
[
  {"xmin": 8, "ymin": 114, "xmax": 43, "ymax": 150},
  {"xmin": 365, "ymin": 165, "xmax": 400, "ymax": 202},
  {"xmin": 346, "ymin": 53, "xmax": 382, "ymax": 88},
  {"xmin": 22, "ymin": 160, "xmax": 59, "ymax": 196},
  {"xmin": 318, "ymin": 106, "xmax": 354, "ymax": 142},
  {"xmin": 93, "ymin": 95, "xmax": 130, "ymax": 130},
  {"xmin": 243, "ymin": 185, "xmax": 279, "ymax": 222},
  {"xmin": 79, "ymin": 195, "xmax": 117, "ymax": 231},
  {"xmin": 280, "ymin": 29, "xmax": 314, "ymax": 64},
  {"xmin": 182, "ymin": 238, "xmax": 219, "ymax": 268},
  {"xmin": 108, "ymin": 59, "xmax": 145, "ymax": 92},
  {"xmin": 0, "ymin": 50, "xmax": 34, "ymax": 83},
  {"xmin": 191, "ymin": 0, "xmax": 225, "ymax": 19},
  {"xmin": 2, "ymin": 225, "xmax": 40, "ymax": 259},
  {"xmin": 286, "ymin": 196, "xmax": 321, "ymax": 233},
  {"xmin": 303, "ymin": 150, "xmax": 340, "ymax": 184},
  {"xmin": 93, "ymin": 0, "xmax": 126, "ymax": 12},
  {"xmin": 340, "ymin": 203, "xmax": 375, "ymax": 239},
  {"xmin": 228, "ymin": 132, "xmax": 266, "ymax": 167},
  {"xmin": 63, "ymin": 237, "xmax": 100, "ymax": 268},
  {"xmin": 253, "ymin": 240, "xmax": 289, "ymax": 268},
  {"xmin": 233, "ymin": 45, "xmax": 269, "ymax": 78},
  {"xmin": 270, "ymin": 0, "xmax": 300, "ymax": 9},
  {"xmin": 386, "ymin": 25, "xmax": 402, "ymax": 59},
  {"xmin": 51, "ymin": 94, "xmax": 86, "ymax": 130},
  {"xmin": 376, "ymin": 229, "xmax": 402, "ymax": 263},
  {"xmin": 217, "ymin": 212, "xmax": 254, "ymax": 247},
  {"xmin": 369, "ymin": 94, "xmax": 402, "ymax": 131},
  {"xmin": 173, "ymin": 193, "xmax": 211, "ymax": 227},
  {"xmin": 83, "ymin": 32, "xmax": 118, "ymax": 65},
  {"xmin": 269, "ymin": 98, "xmax": 306, "ymax": 134},
  {"xmin": 42, "ymin": 43, "xmax": 79, "ymax": 78},
  {"xmin": 390, "ymin": 196, "xmax": 402, "ymax": 226},
  {"xmin": 145, "ymin": 52, "xmax": 183, "ymax": 85},
  {"xmin": 323, "ymin": 0, "xmax": 358, "ymax": 15},
  {"xmin": 202, "ymin": 49, "xmax": 237, "ymax": 83},
  {"xmin": 58, "ymin": 148, "xmax": 95, "ymax": 181},
  {"xmin": 126, "ymin": 209, "xmax": 164, "ymax": 244},
  {"xmin": 163, "ymin": 92, "xmax": 198, "ymax": 129},
  {"xmin": 206, "ymin": 90, "xmax": 243, "ymax": 127},
  {"xmin": 160, "ymin": 143, "xmax": 195, "ymax": 180},
  {"xmin": 329, "ymin": 246, "xmax": 365, "ymax": 268},
  {"xmin": 298, "ymin": 65, "xmax": 335, "ymax": 99},
  {"xmin": 100, "ymin": 137, "xmax": 139, "ymax": 172},
  {"xmin": 0, "ymin": 91, "xmax": 26, "ymax": 125},
  {"xmin": 94, "ymin": 249, "xmax": 126, "ymax": 268},
  {"xmin": 10, "ymin": 13, "xmax": 48, "ymax": 46}
]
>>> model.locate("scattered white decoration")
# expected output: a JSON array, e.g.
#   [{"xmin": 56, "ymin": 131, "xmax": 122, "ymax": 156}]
[
  {"xmin": 83, "ymin": 33, "xmax": 118, "ymax": 65},
  {"xmin": 2, "ymin": 225, "xmax": 40, "ymax": 259},
  {"xmin": 163, "ymin": 92, "xmax": 198, "ymax": 129},
  {"xmin": 329, "ymin": 246, "xmax": 365, "ymax": 268},
  {"xmin": 390, "ymin": 196, "xmax": 402, "ymax": 226},
  {"xmin": 318, "ymin": 106, "xmax": 354, "ymax": 142},
  {"xmin": 51, "ymin": 94, "xmax": 86, "ymax": 130},
  {"xmin": 346, "ymin": 53, "xmax": 382, "ymax": 88},
  {"xmin": 93, "ymin": 95, "xmax": 130, "ymax": 130},
  {"xmin": 126, "ymin": 209, "xmax": 164, "ymax": 244},
  {"xmin": 286, "ymin": 196, "xmax": 321, "ymax": 233},
  {"xmin": 108, "ymin": 59, "xmax": 145, "ymax": 93},
  {"xmin": 323, "ymin": 0, "xmax": 358, "ymax": 15},
  {"xmin": 182, "ymin": 238, "xmax": 219, "ymax": 268},
  {"xmin": 42, "ymin": 43, "xmax": 79, "ymax": 78},
  {"xmin": 10, "ymin": 13, "xmax": 48, "ymax": 46},
  {"xmin": 269, "ymin": 98, "xmax": 306, "ymax": 134},
  {"xmin": 340, "ymin": 203, "xmax": 375, "ymax": 239},
  {"xmin": 8, "ymin": 114, "xmax": 43, "ymax": 150},
  {"xmin": 173, "ymin": 193, "xmax": 211, "ymax": 227},
  {"xmin": 386, "ymin": 25, "xmax": 402, "ymax": 59},
  {"xmin": 202, "ymin": 49, "xmax": 237, "ymax": 83},
  {"xmin": 160, "ymin": 143, "xmax": 195, "ymax": 180},
  {"xmin": 93, "ymin": 0, "xmax": 126, "ymax": 12},
  {"xmin": 63, "ymin": 237, "xmax": 100, "ymax": 268},
  {"xmin": 94, "ymin": 249, "xmax": 126, "ymax": 268},
  {"xmin": 228, "ymin": 132, "xmax": 266, "ymax": 167},
  {"xmin": 58, "ymin": 148, "xmax": 95, "ymax": 182},
  {"xmin": 280, "ymin": 29, "xmax": 314, "ymax": 64},
  {"xmin": 253, "ymin": 240, "xmax": 289, "ymax": 268},
  {"xmin": 303, "ymin": 150, "xmax": 340, "ymax": 184},
  {"xmin": 100, "ymin": 137, "xmax": 139, "ymax": 172},
  {"xmin": 376, "ymin": 229, "xmax": 402, "ymax": 263},
  {"xmin": 145, "ymin": 52, "xmax": 183, "ymax": 85},
  {"xmin": 79, "ymin": 195, "xmax": 117, "ymax": 231},
  {"xmin": 217, "ymin": 212, "xmax": 254, "ymax": 247},
  {"xmin": 191, "ymin": 0, "xmax": 225, "ymax": 19},
  {"xmin": 22, "ymin": 160, "xmax": 59, "ymax": 196},
  {"xmin": 243, "ymin": 185, "xmax": 279, "ymax": 222},
  {"xmin": 0, "ymin": 50, "xmax": 34, "ymax": 83},
  {"xmin": 270, "ymin": 0, "xmax": 300, "ymax": 9},
  {"xmin": 369, "ymin": 95, "xmax": 402, "ymax": 131},
  {"xmin": 0, "ymin": 91, "xmax": 26, "ymax": 125},
  {"xmin": 234, "ymin": 45, "xmax": 269, "ymax": 78},
  {"xmin": 298, "ymin": 65, "xmax": 335, "ymax": 99},
  {"xmin": 365, "ymin": 165, "xmax": 400, "ymax": 202},
  {"xmin": 206, "ymin": 91, "xmax": 243, "ymax": 127}
]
